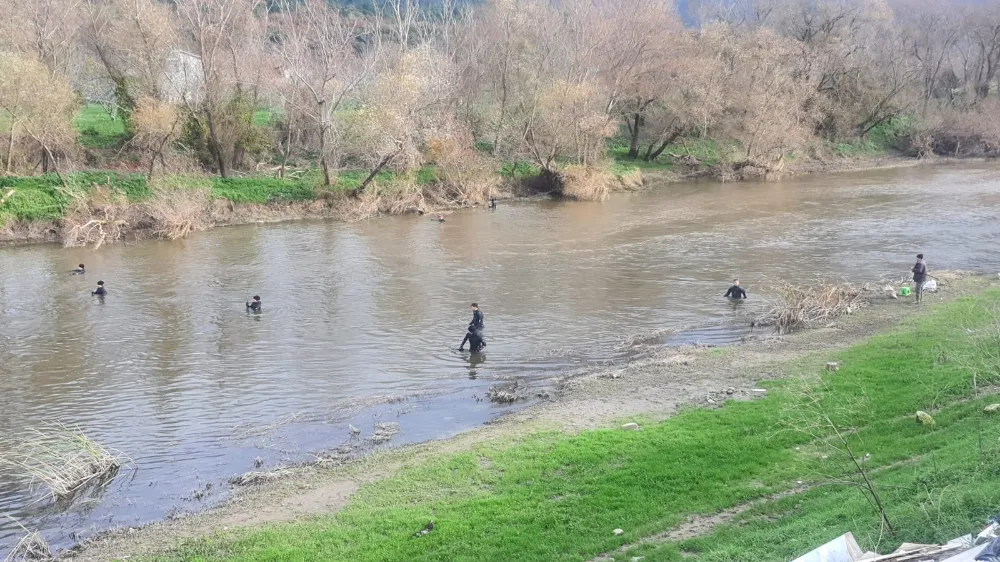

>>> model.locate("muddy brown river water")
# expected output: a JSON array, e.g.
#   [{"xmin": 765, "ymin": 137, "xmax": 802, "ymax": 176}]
[{"xmin": 2, "ymin": 162, "xmax": 1000, "ymax": 553}]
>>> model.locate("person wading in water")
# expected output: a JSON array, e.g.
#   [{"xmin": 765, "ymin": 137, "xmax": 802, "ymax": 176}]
[
  {"xmin": 724, "ymin": 279, "xmax": 747, "ymax": 300},
  {"xmin": 459, "ymin": 303, "xmax": 485, "ymax": 352}
]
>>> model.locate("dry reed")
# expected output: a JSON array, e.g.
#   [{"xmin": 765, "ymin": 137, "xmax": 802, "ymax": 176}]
[
  {"xmin": 559, "ymin": 165, "xmax": 613, "ymax": 201},
  {"xmin": 3, "ymin": 530, "xmax": 50, "ymax": 562},
  {"xmin": 752, "ymin": 282, "xmax": 877, "ymax": 333},
  {"xmin": 144, "ymin": 182, "xmax": 211, "ymax": 240},
  {"xmin": 3, "ymin": 423, "xmax": 130, "ymax": 499}
]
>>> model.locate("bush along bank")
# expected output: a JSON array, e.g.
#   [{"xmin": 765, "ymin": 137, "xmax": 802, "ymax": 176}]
[
  {"xmin": 0, "ymin": 161, "xmax": 646, "ymax": 247},
  {"xmin": 135, "ymin": 287, "xmax": 1000, "ymax": 562}
]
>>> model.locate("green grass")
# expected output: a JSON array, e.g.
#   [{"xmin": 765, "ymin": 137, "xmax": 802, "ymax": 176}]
[
  {"xmin": 142, "ymin": 289, "xmax": 1000, "ymax": 562},
  {"xmin": 0, "ymin": 172, "xmax": 148, "ymax": 223},
  {"xmin": 75, "ymin": 104, "xmax": 128, "ymax": 149},
  {"xmin": 833, "ymin": 114, "xmax": 919, "ymax": 157},
  {"xmin": 209, "ymin": 177, "xmax": 314, "ymax": 203},
  {"xmin": 611, "ymin": 136, "xmax": 724, "ymax": 170}
]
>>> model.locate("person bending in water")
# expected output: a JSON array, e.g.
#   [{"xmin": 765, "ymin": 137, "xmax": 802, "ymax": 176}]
[
  {"xmin": 724, "ymin": 279, "xmax": 747, "ymax": 300},
  {"xmin": 459, "ymin": 303, "xmax": 485, "ymax": 351},
  {"xmin": 71, "ymin": 263, "xmax": 85, "ymax": 274},
  {"xmin": 246, "ymin": 295, "xmax": 262, "ymax": 312},
  {"xmin": 92, "ymin": 280, "xmax": 106, "ymax": 296},
  {"xmin": 434, "ymin": 214, "xmax": 446, "ymax": 223}
]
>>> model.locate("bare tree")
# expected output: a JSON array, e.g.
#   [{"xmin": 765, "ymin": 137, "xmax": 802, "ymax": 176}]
[
  {"xmin": 276, "ymin": 0, "xmax": 374, "ymax": 186},
  {"xmin": 81, "ymin": 0, "xmax": 178, "ymax": 134},
  {"xmin": 2, "ymin": 0, "xmax": 82, "ymax": 76},
  {"xmin": 0, "ymin": 53, "xmax": 77, "ymax": 179},
  {"xmin": 175, "ymin": 0, "xmax": 269, "ymax": 177},
  {"xmin": 132, "ymin": 96, "xmax": 183, "ymax": 177}
]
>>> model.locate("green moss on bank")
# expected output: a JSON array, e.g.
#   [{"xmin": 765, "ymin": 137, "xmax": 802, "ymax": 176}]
[{"xmin": 143, "ymin": 288, "xmax": 1000, "ymax": 562}]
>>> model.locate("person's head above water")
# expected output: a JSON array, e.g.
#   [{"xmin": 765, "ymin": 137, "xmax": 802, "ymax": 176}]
[
  {"xmin": 471, "ymin": 302, "xmax": 478, "ymax": 310},
  {"xmin": 97, "ymin": 280, "xmax": 104, "ymax": 286},
  {"xmin": 78, "ymin": 263, "xmax": 85, "ymax": 270},
  {"xmin": 733, "ymin": 279, "xmax": 740, "ymax": 286},
  {"xmin": 917, "ymin": 253, "xmax": 924, "ymax": 260},
  {"xmin": 252, "ymin": 295, "xmax": 261, "ymax": 302}
]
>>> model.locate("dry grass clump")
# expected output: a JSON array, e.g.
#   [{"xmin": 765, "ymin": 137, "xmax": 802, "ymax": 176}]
[
  {"xmin": 4, "ymin": 530, "xmax": 51, "ymax": 562},
  {"xmin": 61, "ymin": 187, "xmax": 135, "ymax": 249},
  {"xmin": 486, "ymin": 380, "xmax": 522, "ymax": 404},
  {"xmin": 559, "ymin": 165, "xmax": 613, "ymax": 201},
  {"xmin": 754, "ymin": 282, "xmax": 875, "ymax": 333},
  {"xmin": 228, "ymin": 468, "xmax": 293, "ymax": 487},
  {"xmin": 144, "ymin": 179, "xmax": 211, "ymax": 240},
  {"xmin": 617, "ymin": 168, "xmax": 644, "ymax": 190},
  {"xmin": 3, "ymin": 423, "xmax": 130, "ymax": 499},
  {"xmin": 369, "ymin": 422, "xmax": 401, "ymax": 445},
  {"xmin": 433, "ymin": 141, "xmax": 503, "ymax": 206}
]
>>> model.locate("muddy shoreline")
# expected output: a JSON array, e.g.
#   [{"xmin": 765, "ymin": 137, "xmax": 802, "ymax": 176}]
[
  {"xmin": 60, "ymin": 273, "xmax": 997, "ymax": 561},
  {"xmin": 0, "ymin": 153, "xmax": 967, "ymax": 249}
]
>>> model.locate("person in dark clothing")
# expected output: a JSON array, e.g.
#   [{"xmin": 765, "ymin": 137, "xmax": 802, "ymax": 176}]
[
  {"xmin": 459, "ymin": 303, "xmax": 485, "ymax": 351},
  {"xmin": 71, "ymin": 264, "xmax": 85, "ymax": 274},
  {"xmin": 246, "ymin": 295, "xmax": 262, "ymax": 312},
  {"xmin": 489, "ymin": 198, "xmax": 497, "ymax": 210},
  {"xmin": 724, "ymin": 279, "xmax": 747, "ymax": 300},
  {"xmin": 92, "ymin": 280, "xmax": 106, "ymax": 296},
  {"xmin": 912, "ymin": 253, "xmax": 928, "ymax": 304}
]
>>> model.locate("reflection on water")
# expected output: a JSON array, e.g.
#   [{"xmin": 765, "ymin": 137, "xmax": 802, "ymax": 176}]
[{"xmin": 2, "ymin": 162, "xmax": 1000, "ymax": 552}]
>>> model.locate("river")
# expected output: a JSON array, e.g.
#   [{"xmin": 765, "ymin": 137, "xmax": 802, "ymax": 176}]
[{"xmin": 2, "ymin": 161, "xmax": 1000, "ymax": 553}]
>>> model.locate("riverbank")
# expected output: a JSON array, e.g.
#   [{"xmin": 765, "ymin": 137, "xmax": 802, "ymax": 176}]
[
  {"xmin": 0, "ymin": 152, "xmax": 967, "ymax": 248},
  {"xmin": 59, "ymin": 273, "xmax": 1000, "ymax": 561}
]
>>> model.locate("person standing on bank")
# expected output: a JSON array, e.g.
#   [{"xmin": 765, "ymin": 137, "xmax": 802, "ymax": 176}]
[{"xmin": 912, "ymin": 254, "xmax": 928, "ymax": 304}]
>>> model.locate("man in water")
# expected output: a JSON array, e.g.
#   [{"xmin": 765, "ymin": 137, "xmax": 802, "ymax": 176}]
[
  {"xmin": 434, "ymin": 214, "xmax": 446, "ymax": 223},
  {"xmin": 912, "ymin": 253, "xmax": 928, "ymax": 304},
  {"xmin": 459, "ymin": 303, "xmax": 485, "ymax": 351},
  {"xmin": 724, "ymin": 279, "xmax": 747, "ymax": 300},
  {"xmin": 246, "ymin": 295, "xmax": 262, "ymax": 313},
  {"xmin": 71, "ymin": 263, "xmax": 85, "ymax": 274},
  {"xmin": 92, "ymin": 280, "xmax": 106, "ymax": 296},
  {"xmin": 489, "ymin": 198, "xmax": 497, "ymax": 210}
]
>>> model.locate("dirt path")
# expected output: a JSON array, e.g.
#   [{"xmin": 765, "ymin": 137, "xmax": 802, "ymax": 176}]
[{"xmin": 64, "ymin": 273, "xmax": 995, "ymax": 561}]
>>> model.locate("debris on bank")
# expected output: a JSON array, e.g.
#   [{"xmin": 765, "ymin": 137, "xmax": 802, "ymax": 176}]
[
  {"xmin": 6, "ymin": 529, "xmax": 51, "ymax": 562},
  {"xmin": 791, "ymin": 514, "xmax": 1000, "ymax": 561}
]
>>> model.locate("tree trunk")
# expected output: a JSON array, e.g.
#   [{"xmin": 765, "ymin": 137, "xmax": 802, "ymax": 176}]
[
  {"xmin": 627, "ymin": 113, "xmax": 641, "ymax": 159},
  {"xmin": 318, "ymin": 121, "xmax": 331, "ymax": 187},
  {"xmin": 356, "ymin": 144, "xmax": 402, "ymax": 194},
  {"xmin": 6, "ymin": 126, "xmax": 15, "ymax": 174},
  {"xmin": 205, "ymin": 110, "xmax": 229, "ymax": 178},
  {"xmin": 643, "ymin": 127, "xmax": 682, "ymax": 162}
]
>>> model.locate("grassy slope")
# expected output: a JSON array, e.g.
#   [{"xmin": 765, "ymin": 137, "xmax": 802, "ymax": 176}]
[{"xmin": 144, "ymin": 289, "xmax": 1000, "ymax": 562}]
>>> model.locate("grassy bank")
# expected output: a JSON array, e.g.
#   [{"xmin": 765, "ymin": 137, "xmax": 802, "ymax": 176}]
[{"xmin": 137, "ymin": 287, "xmax": 1000, "ymax": 562}]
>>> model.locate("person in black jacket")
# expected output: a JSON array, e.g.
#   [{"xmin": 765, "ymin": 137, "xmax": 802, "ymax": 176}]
[
  {"xmin": 246, "ymin": 295, "xmax": 262, "ymax": 312},
  {"xmin": 912, "ymin": 254, "xmax": 928, "ymax": 304},
  {"xmin": 71, "ymin": 264, "xmax": 86, "ymax": 274},
  {"xmin": 92, "ymin": 280, "xmax": 106, "ymax": 296},
  {"xmin": 724, "ymin": 279, "xmax": 747, "ymax": 300},
  {"xmin": 459, "ymin": 303, "xmax": 485, "ymax": 351}
]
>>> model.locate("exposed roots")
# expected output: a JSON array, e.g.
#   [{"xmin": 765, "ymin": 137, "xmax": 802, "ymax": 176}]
[{"xmin": 60, "ymin": 187, "xmax": 134, "ymax": 249}]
